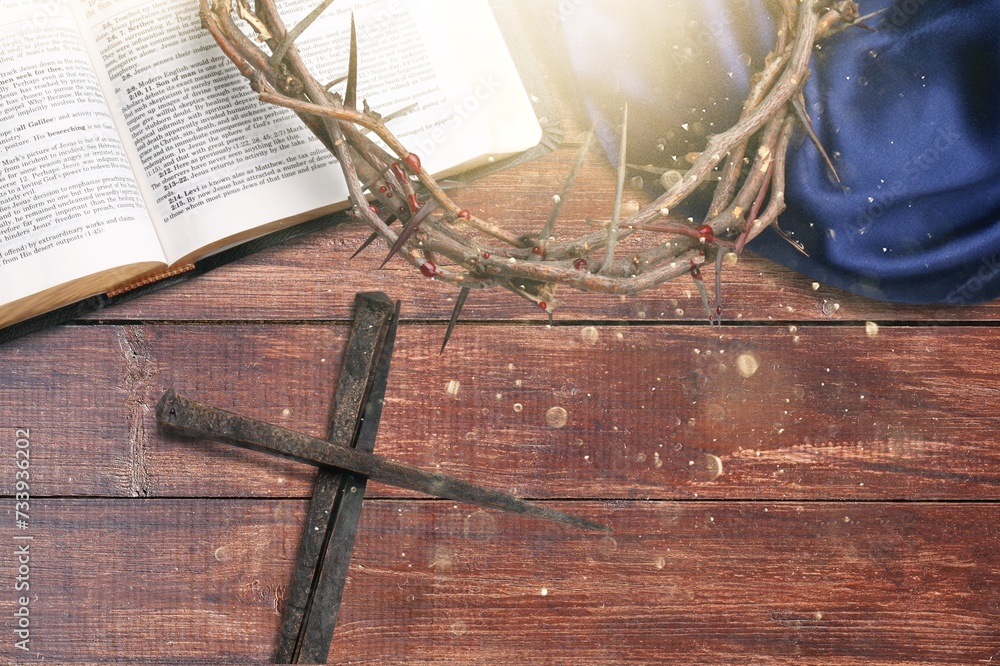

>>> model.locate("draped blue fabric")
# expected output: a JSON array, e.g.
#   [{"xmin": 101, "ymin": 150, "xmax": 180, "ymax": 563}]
[{"xmin": 561, "ymin": 0, "xmax": 1000, "ymax": 304}]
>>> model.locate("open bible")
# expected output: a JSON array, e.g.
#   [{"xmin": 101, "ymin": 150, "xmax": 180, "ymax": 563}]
[{"xmin": 0, "ymin": 0, "xmax": 550, "ymax": 335}]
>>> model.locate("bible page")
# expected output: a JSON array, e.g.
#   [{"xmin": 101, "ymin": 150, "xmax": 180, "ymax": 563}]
[
  {"xmin": 81, "ymin": 0, "xmax": 541, "ymax": 265},
  {"xmin": 0, "ymin": 0, "xmax": 166, "ymax": 326}
]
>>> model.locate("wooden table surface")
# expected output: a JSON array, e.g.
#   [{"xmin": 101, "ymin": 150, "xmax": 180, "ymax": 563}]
[{"xmin": 3, "ymin": 4, "xmax": 1000, "ymax": 663}]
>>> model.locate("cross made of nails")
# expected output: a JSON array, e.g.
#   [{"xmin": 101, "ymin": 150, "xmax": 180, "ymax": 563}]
[{"xmin": 156, "ymin": 292, "xmax": 607, "ymax": 663}]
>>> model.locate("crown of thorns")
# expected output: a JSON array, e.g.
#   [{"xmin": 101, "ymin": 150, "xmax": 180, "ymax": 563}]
[{"xmin": 202, "ymin": 0, "xmax": 872, "ymax": 344}]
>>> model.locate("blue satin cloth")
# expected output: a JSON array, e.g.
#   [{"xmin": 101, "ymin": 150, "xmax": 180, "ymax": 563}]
[{"xmin": 561, "ymin": 0, "xmax": 1000, "ymax": 304}]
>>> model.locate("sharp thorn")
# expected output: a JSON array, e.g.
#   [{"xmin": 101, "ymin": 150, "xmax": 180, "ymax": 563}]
[
  {"xmin": 379, "ymin": 202, "xmax": 439, "ymax": 268},
  {"xmin": 380, "ymin": 102, "xmax": 418, "ymax": 124},
  {"xmin": 792, "ymin": 95, "xmax": 841, "ymax": 185},
  {"xmin": 774, "ymin": 224, "xmax": 810, "ymax": 257},
  {"xmin": 268, "ymin": 0, "xmax": 335, "ymax": 66},
  {"xmin": 360, "ymin": 163, "xmax": 393, "ymax": 193},
  {"xmin": 600, "ymin": 104, "xmax": 628, "ymax": 274},
  {"xmin": 858, "ymin": 8, "xmax": 889, "ymax": 23},
  {"xmin": 430, "ymin": 179, "xmax": 467, "ymax": 192},
  {"xmin": 826, "ymin": 9, "xmax": 886, "ymax": 38},
  {"xmin": 692, "ymin": 269, "xmax": 713, "ymax": 323},
  {"xmin": 351, "ymin": 232, "xmax": 380, "ymax": 260},
  {"xmin": 714, "ymin": 250, "xmax": 724, "ymax": 327},
  {"xmin": 542, "ymin": 123, "xmax": 595, "ymax": 239},
  {"xmin": 344, "ymin": 13, "xmax": 358, "ymax": 110},
  {"xmin": 440, "ymin": 287, "xmax": 470, "ymax": 354},
  {"xmin": 323, "ymin": 74, "xmax": 348, "ymax": 91}
]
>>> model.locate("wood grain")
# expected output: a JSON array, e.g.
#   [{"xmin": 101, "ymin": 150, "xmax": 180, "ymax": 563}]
[
  {"xmin": 3, "ymin": 1, "xmax": 999, "ymax": 663},
  {"xmin": 1, "ymin": 499, "xmax": 996, "ymax": 664},
  {"xmin": 3, "ymin": 323, "xmax": 1000, "ymax": 502},
  {"xmin": 83, "ymin": 178, "xmax": 1000, "ymax": 324},
  {"xmin": 72, "ymin": 148, "xmax": 660, "ymax": 323}
]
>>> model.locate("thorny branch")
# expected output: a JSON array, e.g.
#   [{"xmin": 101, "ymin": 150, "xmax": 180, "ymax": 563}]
[{"xmin": 200, "ymin": 0, "xmax": 861, "ymax": 327}]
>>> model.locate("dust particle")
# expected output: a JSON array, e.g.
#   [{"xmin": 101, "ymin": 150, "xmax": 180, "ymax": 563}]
[
  {"xmin": 865, "ymin": 321, "xmax": 879, "ymax": 338},
  {"xmin": 546, "ymin": 406, "xmax": 568, "ymax": 428},
  {"xmin": 214, "ymin": 546, "xmax": 231, "ymax": 562},
  {"xmin": 513, "ymin": 403, "xmax": 523, "ymax": 413},
  {"xmin": 736, "ymin": 353, "xmax": 760, "ymax": 379},
  {"xmin": 446, "ymin": 380, "xmax": 461, "ymax": 397},
  {"xmin": 705, "ymin": 454, "xmax": 724, "ymax": 481},
  {"xmin": 581, "ymin": 326, "xmax": 600, "ymax": 345}
]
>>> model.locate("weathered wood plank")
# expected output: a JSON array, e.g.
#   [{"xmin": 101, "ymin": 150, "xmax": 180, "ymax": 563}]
[
  {"xmin": 85, "ymin": 162, "xmax": 1000, "ymax": 325},
  {"xmin": 1, "ymin": 499, "xmax": 996, "ymax": 664},
  {"xmin": 3, "ymin": 323, "xmax": 1000, "ymax": 501}
]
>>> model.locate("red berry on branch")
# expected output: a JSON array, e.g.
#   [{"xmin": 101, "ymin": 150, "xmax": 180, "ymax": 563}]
[
  {"xmin": 532, "ymin": 246, "xmax": 545, "ymax": 257},
  {"xmin": 404, "ymin": 153, "xmax": 422, "ymax": 172},
  {"xmin": 458, "ymin": 209, "xmax": 471, "ymax": 220},
  {"xmin": 408, "ymin": 194, "xmax": 419, "ymax": 212},
  {"xmin": 697, "ymin": 225, "xmax": 714, "ymax": 243},
  {"xmin": 538, "ymin": 301, "xmax": 548, "ymax": 310},
  {"xmin": 573, "ymin": 258, "xmax": 589, "ymax": 270},
  {"xmin": 482, "ymin": 252, "xmax": 491, "ymax": 259},
  {"xmin": 420, "ymin": 261, "xmax": 438, "ymax": 278},
  {"xmin": 390, "ymin": 162, "xmax": 406, "ymax": 182}
]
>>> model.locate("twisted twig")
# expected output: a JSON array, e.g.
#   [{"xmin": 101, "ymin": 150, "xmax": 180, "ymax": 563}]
[{"xmin": 199, "ymin": 0, "xmax": 858, "ymax": 315}]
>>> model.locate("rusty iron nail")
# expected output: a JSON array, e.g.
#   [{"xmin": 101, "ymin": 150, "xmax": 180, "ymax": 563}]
[
  {"xmin": 156, "ymin": 390, "xmax": 611, "ymax": 534},
  {"xmin": 277, "ymin": 291, "xmax": 398, "ymax": 664}
]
